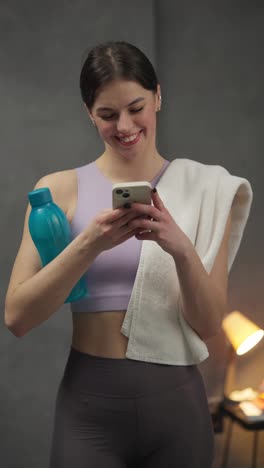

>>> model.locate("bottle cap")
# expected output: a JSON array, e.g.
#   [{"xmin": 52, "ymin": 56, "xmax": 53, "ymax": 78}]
[{"xmin": 28, "ymin": 188, "xmax": 53, "ymax": 207}]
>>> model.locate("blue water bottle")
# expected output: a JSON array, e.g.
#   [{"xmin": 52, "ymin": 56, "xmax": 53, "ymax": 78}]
[{"xmin": 28, "ymin": 187, "xmax": 88, "ymax": 303}]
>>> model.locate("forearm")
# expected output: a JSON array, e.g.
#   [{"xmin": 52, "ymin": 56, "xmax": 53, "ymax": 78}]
[
  {"xmin": 5, "ymin": 232, "xmax": 98, "ymax": 336},
  {"xmin": 173, "ymin": 242, "xmax": 227, "ymax": 340}
]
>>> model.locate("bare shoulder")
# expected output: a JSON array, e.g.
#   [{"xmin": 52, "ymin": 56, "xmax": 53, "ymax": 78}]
[{"xmin": 34, "ymin": 168, "xmax": 77, "ymax": 222}]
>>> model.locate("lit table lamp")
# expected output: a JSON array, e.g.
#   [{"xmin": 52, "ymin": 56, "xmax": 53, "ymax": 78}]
[{"xmin": 222, "ymin": 311, "xmax": 264, "ymax": 398}]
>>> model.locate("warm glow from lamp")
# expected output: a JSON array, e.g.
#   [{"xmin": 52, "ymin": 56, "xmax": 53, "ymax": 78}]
[{"xmin": 222, "ymin": 311, "xmax": 264, "ymax": 356}]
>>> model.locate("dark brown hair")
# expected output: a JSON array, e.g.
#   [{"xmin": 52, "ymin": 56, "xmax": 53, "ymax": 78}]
[{"xmin": 80, "ymin": 41, "xmax": 158, "ymax": 110}]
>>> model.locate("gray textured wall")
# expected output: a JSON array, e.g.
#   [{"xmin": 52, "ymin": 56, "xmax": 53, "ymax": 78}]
[
  {"xmin": 1, "ymin": 1, "xmax": 263, "ymax": 467},
  {"xmin": 155, "ymin": 2, "xmax": 264, "ymax": 466},
  {"xmin": 1, "ymin": 1, "xmax": 155, "ymax": 467}
]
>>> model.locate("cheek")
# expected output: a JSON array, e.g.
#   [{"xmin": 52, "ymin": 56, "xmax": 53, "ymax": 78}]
[
  {"xmin": 142, "ymin": 108, "xmax": 157, "ymax": 131},
  {"xmin": 98, "ymin": 123, "xmax": 114, "ymax": 139}
]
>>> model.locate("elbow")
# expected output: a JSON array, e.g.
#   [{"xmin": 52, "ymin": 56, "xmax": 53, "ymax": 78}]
[
  {"xmin": 200, "ymin": 309, "xmax": 226, "ymax": 341},
  {"xmin": 4, "ymin": 304, "xmax": 27, "ymax": 338},
  {"xmin": 5, "ymin": 323, "xmax": 26, "ymax": 338},
  {"xmin": 5, "ymin": 316, "xmax": 26, "ymax": 338},
  {"xmin": 189, "ymin": 320, "xmax": 222, "ymax": 342}
]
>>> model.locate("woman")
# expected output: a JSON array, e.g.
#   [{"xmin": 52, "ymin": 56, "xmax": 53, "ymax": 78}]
[{"xmin": 5, "ymin": 41, "xmax": 252, "ymax": 467}]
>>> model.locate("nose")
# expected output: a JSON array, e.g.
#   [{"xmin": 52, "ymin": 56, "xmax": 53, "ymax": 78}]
[{"xmin": 116, "ymin": 112, "xmax": 133, "ymax": 134}]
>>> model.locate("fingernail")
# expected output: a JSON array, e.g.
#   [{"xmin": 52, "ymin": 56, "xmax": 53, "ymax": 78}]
[
  {"xmin": 152, "ymin": 187, "xmax": 157, "ymax": 193},
  {"xmin": 124, "ymin": 203, "xmax": 131, "ymax": 208}
]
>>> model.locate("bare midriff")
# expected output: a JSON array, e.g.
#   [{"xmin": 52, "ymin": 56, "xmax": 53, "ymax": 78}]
[{"xmin": 71, "ymin": 310, "xmax": 128, "ymax": 358}]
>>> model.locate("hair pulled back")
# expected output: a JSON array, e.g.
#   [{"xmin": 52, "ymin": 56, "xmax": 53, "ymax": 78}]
[{"xmin": 80, "ymin": 41, "xmax": 158, "ymax": 110}]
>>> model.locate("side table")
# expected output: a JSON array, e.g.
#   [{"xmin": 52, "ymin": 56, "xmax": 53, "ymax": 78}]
[{"xmin": 220, "ymin": 398, "xmax": 264, "ymax": 468}]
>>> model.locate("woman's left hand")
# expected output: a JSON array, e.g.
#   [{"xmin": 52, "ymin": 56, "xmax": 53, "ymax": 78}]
[{"xmin": 128, "ymin": 189, "xmax": 192, "ymax": 258}]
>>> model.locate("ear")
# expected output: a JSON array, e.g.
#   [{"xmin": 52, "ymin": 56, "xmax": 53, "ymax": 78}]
[
  {"xmin": 155, "ymin": 84, "xmax": 162, "ymax": 111},
  {"xmin": 83, "ymin": 103, "xmax": 95, "ymax": 123},
  {"xmin": 83, "ymin": 103, "xmax": 90, "ymax": 116}
]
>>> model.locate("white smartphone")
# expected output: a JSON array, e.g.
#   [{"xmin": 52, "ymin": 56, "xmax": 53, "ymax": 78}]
[{"xmin": 112, "ymin": 181, "xmax": 152, "ymax": 209}]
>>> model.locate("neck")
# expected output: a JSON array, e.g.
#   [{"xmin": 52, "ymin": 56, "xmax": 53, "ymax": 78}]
[{"xmin": 97, "ymin": 148, "xmax": 165, "ymax": 182}]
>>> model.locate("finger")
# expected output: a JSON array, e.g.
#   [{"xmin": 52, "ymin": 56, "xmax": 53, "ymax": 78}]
[
  {"xmin": 130, "ymin": 202, "xmax": 162, "ymax": 222},
  {"xmin": 151, "ymin": 188, "xmax": 164, "ymax": 211},
  {"xmin": 128, "ymin": 217, "xmax": 158, "ymax": 232},
  {"xmin": 103, "ymin": 206, "xmax": 134, "ymax": 224},
  {"xmin": 115, "ymin": 210, "xmax": 143, "ymax": 229},
  {"xmin": 119, "ymin": 226, "xmax": 143, "ymax": 243},
  {"xmin": 135, "ymin": 230, "xmax": 156, "ymax": 241}
]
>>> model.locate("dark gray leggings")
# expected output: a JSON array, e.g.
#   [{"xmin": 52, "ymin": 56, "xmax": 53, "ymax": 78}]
[{"xmin": 49, "ymin": 347, "xmax": 214, "ymax": 467}]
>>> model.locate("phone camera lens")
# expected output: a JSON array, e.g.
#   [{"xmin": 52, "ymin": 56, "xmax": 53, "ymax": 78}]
[
  {"xmin": 122, "ymin": 193, "xmax": 130, "ymax": 198},
  {"xmin": 116, "ymin": 189, "xmax": 123, "ymax": 194}
]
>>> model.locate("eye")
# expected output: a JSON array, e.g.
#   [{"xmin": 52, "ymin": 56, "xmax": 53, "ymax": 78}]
[
  {"xmin": 99, "ymin": 107, "xmax": 144, "ymax": 121},
  {"xmin": 130, "ymin": 107, "xmax": 144, "ymax": 113},
  {"xmin": 100, "ymin": 114, "xmax": 116, "ymax": 121}
]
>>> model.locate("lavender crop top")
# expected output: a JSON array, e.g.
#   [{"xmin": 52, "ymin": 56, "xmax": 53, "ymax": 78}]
[{"xmin": 70, "ymin": 159, "xmax": 171, "ymax": 313}]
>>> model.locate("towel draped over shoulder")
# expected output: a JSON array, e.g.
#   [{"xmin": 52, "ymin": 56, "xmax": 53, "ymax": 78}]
[{"xmin": 121, "ymin": 158, "xmax": 253, "ymax": 365}]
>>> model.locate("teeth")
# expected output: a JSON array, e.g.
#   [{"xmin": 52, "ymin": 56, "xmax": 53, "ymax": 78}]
[{"xmin": 119, "ymin": 132, "xmax": 139, "ymax": 143}]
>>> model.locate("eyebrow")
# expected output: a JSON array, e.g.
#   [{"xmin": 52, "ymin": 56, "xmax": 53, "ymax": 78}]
[{"xmin": 96, "ymin": 97, "xmax": 145, "ymax": 112}]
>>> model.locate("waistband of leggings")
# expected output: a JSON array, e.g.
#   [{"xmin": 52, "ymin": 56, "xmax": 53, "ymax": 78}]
[{"xmin": 59, "ymin": 346, "xmax": 200, "ymax": 398}]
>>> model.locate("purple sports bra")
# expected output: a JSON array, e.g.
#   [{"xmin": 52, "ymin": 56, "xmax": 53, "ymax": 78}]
[{"xmin": 70, "ymin": 159, "xmax": 171, "ymax": 313}]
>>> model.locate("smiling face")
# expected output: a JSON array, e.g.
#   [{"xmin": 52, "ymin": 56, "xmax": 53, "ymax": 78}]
[{"xmin": 88, "ymin": 79, "xmax": 161, "ymax": 160}]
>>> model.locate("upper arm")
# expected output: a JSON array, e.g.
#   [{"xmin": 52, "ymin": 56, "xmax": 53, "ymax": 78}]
[
  {"xmin": 5, "ymin": 200, "xmax": 42, "ymax": 302},
  {"xmin": 209, "ymin": 210, "xmax": 232, "ymax": 301},
  {"xmin": 5, "ymin": 171, "xmax": 74, "ymax": 303}
]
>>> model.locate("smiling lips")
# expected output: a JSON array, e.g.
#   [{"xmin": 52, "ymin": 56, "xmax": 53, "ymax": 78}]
[{"xmin": 115, "ymin": 130, "xmax": 143, "ymax": 147}]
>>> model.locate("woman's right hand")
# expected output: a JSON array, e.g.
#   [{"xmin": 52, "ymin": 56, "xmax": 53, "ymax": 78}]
[{"xmin": 84, "ymin": 206, "xmax": 142, "ymax": 254}]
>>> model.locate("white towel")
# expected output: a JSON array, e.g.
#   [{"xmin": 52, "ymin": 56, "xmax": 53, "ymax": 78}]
[{"xmin": 121, "ymin": 158, "xmax": 253, "ymax": 365}]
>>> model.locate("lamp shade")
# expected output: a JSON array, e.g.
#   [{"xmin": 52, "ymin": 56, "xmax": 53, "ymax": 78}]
[{"xmin": 222, "ymin": 311, "xmax": 264, "ymax": 356}]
